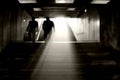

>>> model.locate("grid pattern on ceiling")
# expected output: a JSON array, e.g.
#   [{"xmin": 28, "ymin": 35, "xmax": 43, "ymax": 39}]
[
  {"xmin": 18, "ymin": 0, "xmax": 110, "ymax": 4},
  {"xmin": 18, "ymin": 0, "xmax": 75, "ymax": 4},
  {"xmin": 55, "ymin": 0, "xmax": 74, "ymax": 3},
  {"xmin": 91, "ymin": 0, "xmax": 110, "ymax": 4}
]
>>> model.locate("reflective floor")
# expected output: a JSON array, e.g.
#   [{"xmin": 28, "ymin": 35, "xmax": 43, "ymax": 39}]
[{"xmin": 1, "ymin": 42, "xmax": 120, "ymax": 80}]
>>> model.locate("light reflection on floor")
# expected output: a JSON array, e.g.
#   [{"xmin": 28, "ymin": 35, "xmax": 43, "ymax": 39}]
[
  {"xmin": 30, "ymin": 42, "xmax": 82, "ymax": 80},
  {"xmin": 29, "ymin": 17, "xmax": 100, "ymax": 79},
  {"xmin": 30, "ymin": 17, "xmax": 83, "ymax": 80}
]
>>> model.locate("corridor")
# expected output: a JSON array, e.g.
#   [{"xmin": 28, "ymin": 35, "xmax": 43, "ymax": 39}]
[
  {"xmin": 0, "ymin": 0, "xmax": 120, "ymax": 80},
  {"xmin": 0, "ymin": 16, "xmax": 120, "ymax": 80}
]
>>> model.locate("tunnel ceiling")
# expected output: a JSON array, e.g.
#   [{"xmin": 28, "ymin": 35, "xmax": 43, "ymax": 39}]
[{"xmin": 18, "ymin": 0, "xmax": 111, "ymax": 18}]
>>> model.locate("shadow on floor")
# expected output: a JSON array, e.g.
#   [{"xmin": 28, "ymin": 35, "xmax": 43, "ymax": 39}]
[
  {"xmin": 0, "ymin": 42, "xmax": 46, "ymax": 80},
  {"xmin": 1, "ymin": 42, "xmax": 120, "ymax": 80},
  {"xmin": 73, "ymin": 43, "xmax": 120, "ymax": 80}
]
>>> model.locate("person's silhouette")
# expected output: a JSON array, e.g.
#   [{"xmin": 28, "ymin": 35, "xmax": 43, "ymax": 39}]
[
  {"xmin": 42, "ymin": 17, "xmax": 55, "ymax": 39},
  {"xmin": 26, "ymin": 17, "xmax": 38, "ymax": 42}
]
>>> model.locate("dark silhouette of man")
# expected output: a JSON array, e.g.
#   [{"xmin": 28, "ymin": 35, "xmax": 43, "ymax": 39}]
[
  {"xmin": 42, "ymin": 17, "xmax": 54, "ymax": 39},
  {"xmin": 26, "ymin": 17, "xmax": 38, "ymax": 42}
]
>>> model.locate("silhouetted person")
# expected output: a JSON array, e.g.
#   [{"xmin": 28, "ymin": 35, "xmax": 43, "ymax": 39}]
[
  {"xmin": 42, "ymin": 17, "xmax": 54, "ymax": 39},
  {"xmin": 26, "ymin": 17, "xmax": 38, "ymax": 42}
]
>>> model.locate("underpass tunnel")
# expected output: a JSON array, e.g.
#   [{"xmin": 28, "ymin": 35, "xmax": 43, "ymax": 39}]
[
  {"xmin": 0, "ymin": 0, "xmax": 119, "ymax": 52},
  {"xmin": 1, "ymin": 0, "xmax": 120, "ymax": 80},
  {"xmin": 0, "ymin": 1, "xmax": 103, "ymax": 53}
]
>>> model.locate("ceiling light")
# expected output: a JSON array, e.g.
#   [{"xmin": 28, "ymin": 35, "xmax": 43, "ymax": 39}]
[
  {"xmin": 91, "ymin": 0, "xmax": 110, "ymax": 4},
  {"xmin": 55, "ymin": 0, "xmax": 74, "ymax": 3},
  {"xmin": 67, "ymin": 8, "xmax": 75, "ymax": 11},
  {"xmin": 18, "ymin": 0, "xmax": 37, "ymax": 3},
  {"xmin": 33, "ymin": 8, "xmax": 42, "ymax": 11},
  {"xmin": 84, "ymin": 9, "xmax": 87, "ymax": 12}
]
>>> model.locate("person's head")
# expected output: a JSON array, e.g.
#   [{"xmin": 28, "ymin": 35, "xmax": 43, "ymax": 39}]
[
  {"xmin": 45, "ymin": 16, "xmax": 49, "ymax": 20},
  {"xmin": 32, "ymin": 17, "xmax": 35, "ymax": 20}
]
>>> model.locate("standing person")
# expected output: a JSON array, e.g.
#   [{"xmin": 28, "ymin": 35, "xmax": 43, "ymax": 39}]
[
  {"xmin": 26, "ymin": 17, "xmax": 38, "ymax": 42},
  {"xmin": 42, "ymin": 17, "xmax": 55, "ymax": 39}
]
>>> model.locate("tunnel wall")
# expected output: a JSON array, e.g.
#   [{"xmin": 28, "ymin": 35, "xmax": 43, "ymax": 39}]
[
  {"xmin": 68, "ymin": 7, "xmax": 100, "ymax": 42},
  {"xmin": 98, "ymin": 3, "xmax": 120, "ymax": 50},
  {"xmin": 0, "ymin": 3, "xmax": 31, "ymax": 52},
  {"xmin": 78, "ymin": 7, "xmax": 100, "ymax": 42}
]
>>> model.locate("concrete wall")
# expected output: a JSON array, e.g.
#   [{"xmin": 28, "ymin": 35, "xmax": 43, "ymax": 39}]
[
  {"xmin": 0, "ymin": 2, "xmax": 31, "ymax": 52},
  {"xmin": 98, "ymin": 2, "xmax": 120, "ymax": 50},
  {"xmin": 78, "ymin": 7, "xmax": 100, "ymax": 42},
  {"xmin": 68, "ymin": 7, "xmax": 100, "ymax": 42}
]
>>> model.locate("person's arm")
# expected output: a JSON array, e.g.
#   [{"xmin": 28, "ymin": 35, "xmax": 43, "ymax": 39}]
[
  {"xmin": 36, "ymin": 21, "xmax": 39, "ymax": 32},
  {"xmin": 26, "ymin": 22, "xmax": 30, "ymax": 32},
  {"xmin": 52, "ymin": 22, "xmax": 55, "ymax": 31},
  {"xmin": 42, "ymin": 21, "xmax": 45, "ymax": 30}
]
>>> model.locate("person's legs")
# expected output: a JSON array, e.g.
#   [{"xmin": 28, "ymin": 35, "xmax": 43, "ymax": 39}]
[
  {"xmin": 28, "ymin": 32, "xmax": 32, "ymax": 40},
  {"xmin": 32, "ymin": 30, "xmax": 36, "ymax": 43},
  {"xmin": 44, "ymin": 32, "xmax": 47, "ymax": 39}
]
